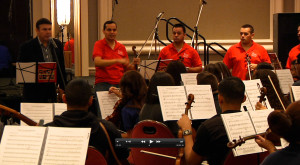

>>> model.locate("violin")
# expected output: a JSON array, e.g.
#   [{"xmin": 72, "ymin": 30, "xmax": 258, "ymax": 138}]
[
  {"xmin": 245, "ymin": 53, "xmax": 252, "ymax": 80},
  {"xmin": 132, "ymin": 46, "xmax": 139, "ymax": 71},
  {"xmin": 227, "ymin": 128, "xmax": 281, "ymax": 149},
  {"xmin": 105, "ymin": 99, "xmax": 125, "ymax": 129},
  {"xmin": 257, "ymin": 83, "xmax": 267, "ymax": 108},
  {"xmin": 0, "ymin": 104, "xmax": 38, "ymax": 126},
  {"xmin": 176, "ymin": 94, "xmax": 194, "ymax": 165}
]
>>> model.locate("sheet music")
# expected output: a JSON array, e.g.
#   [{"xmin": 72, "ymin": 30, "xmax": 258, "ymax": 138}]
[
  {"xmin": 16, "ymin": 62, "xmax": 36, "ymax": 84},
  {"xmin": 185, "ymin": 85, "xmax": 217, "ymax": 119},
  {"xmin": 97, "ymin": 91, "xmax": 120, "ymax": 119},
  {"xmin": 291, "ymin": 86, "xmax": 300, "ymax": 101},
  {"xmin": 157, "ymin": 86, "xmax": 187, "ymax": 121},
  {"xmin": 241, "ymin": 79, "xmax": 271, "ymax": 111},
  {"xmin": 21, "ymin": 103, "xmax": 54, "ymax": 126},
  {"xmin": 248, "ymin": 109, "xmax": 272, "ymax": 134},
  {"xmin": 221, "ymin": 112, "xmax": 263, "ymax": 156},
  {"xmin": 41, "ymin": 127, "xmax": 90, "ymax": 165},
  {"xmin": 275, "ymin": 69, "xmax": 294, "ymax": 94},
  {"xmin": 53, "ymin": 103, "xmax": 67, "ymax": 116},
  {"xmin": 180, "ymin": 73, "xmax": 198, "ymax": 85},
  {"xmin": 0, "ymin": 125, "xmax": 46, "ymax": 164}
]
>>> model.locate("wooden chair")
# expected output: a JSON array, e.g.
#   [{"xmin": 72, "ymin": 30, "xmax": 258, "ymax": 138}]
[
  {"xmin": 86, "ymin": 146, "xmax": 107, "ymax": 165},
  {"xmin": 130, "ymin": 120, "xmax": 179, "ymax": 165},
  {"xmin": 268, "ymin": 53, "xmax": 283, "ymax": 70},
  {"xmin": 223, "ymin": 151, "xmax": 269, "ymax": 165}
]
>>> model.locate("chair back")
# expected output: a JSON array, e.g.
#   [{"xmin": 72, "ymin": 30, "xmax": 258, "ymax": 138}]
[
  {"xmin": 86, "ymin": 146, "xmax": 107, "ymax": 165},
  {"xmin": 268, "ymin": 53, "xmax": 283, "ymax": 69},
  {"xmin": 223, "ymin": 151, "xmax": 269, "ymax": 165},
  {"xmin": 130, "ymin": 120, "xmax": 178, "ymax": 165}
]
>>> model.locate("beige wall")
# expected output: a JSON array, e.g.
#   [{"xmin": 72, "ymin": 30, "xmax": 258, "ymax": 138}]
[{"xmin": 114, "ymin": 0, "xmax": 270, "ymax": 40}]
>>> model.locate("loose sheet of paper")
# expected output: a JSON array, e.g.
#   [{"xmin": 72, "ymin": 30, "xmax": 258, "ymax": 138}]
[
  {"xmin": 0, "ymin": 125, "xmax": 46, "ymax": 165},
  {"xmin": 291, "ymin": 86, "xmax": 300, "ymax": 101},
  {"xmin": 21, "ymin": 103, "xmax": 54, "ymax": 126},
  {"xmin": 221, "ymin": 112, "xmax": 263, "ymax": 156},
  {"xmin": 241, "ymin": 79, "xmax": 271, "ymax": 111},
  {"xmin": 41, "ymin": 127, "xmax": 91, "ymax": 165},
  {"xmin": 180, "ymin": 73, "xmax": 198, "ymax": 85},
  {"xmin": 275, "ymin": 69, "xmax": 294, "ymax": 94},
  {"xmin": 185, "ymin": 85, "xmax": 217, "ymax": 119},
  {"xmin": 53, "ymin": 103, "xmax": 67, "ymax": 116},
  {"xmin": 96, "ymin": 91, "xmax": 119, "ymax": 119},
  {"xmin": 157, "ymin": 86, "xmax": 187, "ymax": 121}
]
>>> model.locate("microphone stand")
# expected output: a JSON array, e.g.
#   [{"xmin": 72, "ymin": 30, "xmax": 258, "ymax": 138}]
[
  {"xmin": 191, "ymin": 0, "xmax": 206, "ymax": 50},
  {"xmin": 136, "ymin": 12, "xmax": 164, "ymax": 60},
  {"xmin": 51, "ymin": 39, "xmax": 66, "ymax": 89}
]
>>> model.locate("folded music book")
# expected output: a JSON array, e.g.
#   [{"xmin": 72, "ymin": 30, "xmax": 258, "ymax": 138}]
[
  {"xmin": 241, "ymin": 79, "xmax": 271, "ymax": 111},
  {"xmin": 157, "ymin": 85, "xmax": 217, "ymax": 121},
  {"xmin": 291, "ymin": 86, "xmax": 300, "ymax": 101},
  {"xmin": 221, "ymin": 109, "xmax": 273, "ymax": 156},
  {"xmin": 20, "ymin": 103, "xmax": 67, "ymax": 126},
  {"xmin": 96, "ymin": 91, "xmax": 120, "ymax": 119},
  {"xmin": 273, "ymin": 69, "xmax": 294, "ymax": 94},
  {"xmin": 16, "ymin": 62, "xmax": 57, "ymax": 84},
  {"xmin": 0, "ymin": 125, "xmax": 90, "ymax": 165},
  {"xmin": 180, "ymin": 73, "xmax": 198, "ymax": 85}
]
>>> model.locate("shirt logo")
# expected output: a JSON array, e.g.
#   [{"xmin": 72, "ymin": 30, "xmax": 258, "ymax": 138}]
[
  {"xmin": 251, "ymin": 52, "xmax": 258, "ymax": 58},
  {"xmin": 118, "ymin": 50, "xmax": 124, "ymax": 56},
  {"xmin": 182, "ymin": 53, "xmax": 189, "ymax": 58}
]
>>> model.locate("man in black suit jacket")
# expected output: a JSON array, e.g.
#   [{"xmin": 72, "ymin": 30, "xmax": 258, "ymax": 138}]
[{"xmin": 18, "ymin": 18, "xmax": 66, "ymax": 103}]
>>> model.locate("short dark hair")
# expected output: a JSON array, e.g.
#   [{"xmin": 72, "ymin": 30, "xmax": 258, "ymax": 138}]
[
  {"xmin": 218, "ymin": 77, "xmax": 245, "ymax": 104},
  {"xmin": 103, "ymin": 20, "xmax": 117, "ymax": 30},
  {"xmin": 204, "ymin": 63, "xmax": 222, "ymax": 82},
  {"xmin": 146, "ymin": 72, "xmax": 175, "ymax": 104},
  {"xmin": 36, "ymin": 18, "xmax": 52, "ymax": 29},
  {"xmin": 173, "ymin": 23, "xmax": 186, "ymax": 33},
  {"xmin": 256, "ymin": 62, "xmax": 274, "ymax": 70},
  {"xmin": 241, "ymin": 24, "xmax": 254, "ymax": 34},
  {"xmin": 197, "ymin": 72, "xmax": 218, "ymax": 92},
  {"xmin": 166, "ymin": 61, "xmax": 187, "ymax": 86},
  {"xmin": 64, "ymin": 79, "xmax": 92, "ymax": 107}
]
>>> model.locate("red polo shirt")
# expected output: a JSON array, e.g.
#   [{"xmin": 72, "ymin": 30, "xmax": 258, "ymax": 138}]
[
  {"xmin": 286, "ymin": 44, "xmax": 300, "ymax": 69},
  {"xmin": 93, "ymin": 39, "xmax": 128, "ymax": 85},
  {"xmin": 158, "ymin": 43, "xmax": 202, "ymax": 68},
  {"xmin": 223, "ymin": 41, "xmax": 271, "ymax": 80}
]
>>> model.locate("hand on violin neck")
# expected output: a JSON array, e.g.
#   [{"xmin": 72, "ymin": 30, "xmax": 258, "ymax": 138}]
[
  {"xmin": 255, "ymin": 135, "xmax": 277, "ymax": 153},
  {"xmin": 177, "ymin": 114, "xmax": 192, "ymax": 131},
  {"xmin": 255, "ymin": 102, "xmax": 267, "ymax": 110},
  {"xmin": 250, "ymin": 63, "xmax": 257, "ymax": 71}
]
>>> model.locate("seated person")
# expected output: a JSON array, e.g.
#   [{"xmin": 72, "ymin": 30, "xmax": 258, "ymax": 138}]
[
  {"xmin": 203, "ymin": 63, "xmax": 223, "ymax": 82},
  {"xmin": 166, "ymin": 61, "xmax": 187, "ymax": 86},
  {"xmin": 44, "ymin": 79, "xmax": 129, "ymax": 164},
  {"xmin": 108, "ymin": 70, "xmax": 147, "ymax": 132},
  {"xmin": 139, "ymin": 72, "xmax": 179, "ymax": 136},
  {"xmin": 215, "ymin": 62, "xmax": 232, "ymax": 81},
  {"xmin": 255, "ymin": 101, "xmax": 300, "ymax": 165},
  {"xmin": 178, "ymin": 77, "xmax": 246, "ymax": 165}
]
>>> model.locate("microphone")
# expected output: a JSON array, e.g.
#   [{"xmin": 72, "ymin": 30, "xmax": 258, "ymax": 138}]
[
  {"xmin": 156, "ymin": 12, "xmax": 164, "ymax": 20},
  {"xmin": 50, "ymin": 37, "xmax": 58, "ymax": 48}
]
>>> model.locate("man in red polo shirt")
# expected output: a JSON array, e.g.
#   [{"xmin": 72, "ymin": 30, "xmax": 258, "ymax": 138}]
[
  {"xmin": 286, "ymin": 24, "xmax": 300, "ymax": 69},
  {"xmin": 158, "ymin": 24, "xmax": 202, "ymax": 73},
  {"xmin": 223, "ymin": 24, "xmax": 271, "ymax": 80}
]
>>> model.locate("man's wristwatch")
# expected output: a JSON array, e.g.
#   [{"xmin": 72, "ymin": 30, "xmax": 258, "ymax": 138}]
[{"xmin": 183, "ymin": 129, "xmax": 192, "ymax": 136}]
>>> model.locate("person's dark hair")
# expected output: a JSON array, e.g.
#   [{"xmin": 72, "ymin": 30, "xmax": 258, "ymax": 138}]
[
  {"xmin": 146, "ymin": 72, "xmax": 175, "ymax": 104},
  {"xmin": 218, "ymin": 77, "xmax": 245, "ymax": 104},
  {"xmin": 103, "ymin": 20, "xmax": 117, "ymax": 30},
  {"xmin": 215, "ymin": 62, "xmax": 232, "ymax": 81},
  {"xmin": 253, "ymin": 69, "xmax": 289, "ymax": 110},
  {"xmin": 241, "ymin": 24, "xmax": 254, "ymax": 34},
  {"xmin": 173, "ymin": 23, "xmax": 186, "ymax": 33},
  {"xmin": 268, "ymin": 101, "xmax": 300, "ymax": 143},
  {"xmin": 64, "ymin": 79, "xmax": 92, "ymax": 107},
  {"xmin": 166, "ymin": 61, "xmax": 187, "ymax": 86},
  {"xmin": 36, "ymin": 18, "xmax": 52, "ymax": 29},
  {"xmin": 204, "ymin": 63, "xmax": 222, "ymax": 82},
  {"xmin": 120, "ymin": 70, "xmax": 147, "ymax": 108},
  {"xmin": 256, "ymin": 62, "xmax": 274, "ymax": 70},
  {"xmin": 197, "ymin": 71, "xmax": 218, "ymax": 92}
]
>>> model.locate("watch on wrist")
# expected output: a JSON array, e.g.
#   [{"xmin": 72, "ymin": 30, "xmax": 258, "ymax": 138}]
[{"xmin": 183, "ymin": 129, "xmax": 192, "ymax": 136}]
